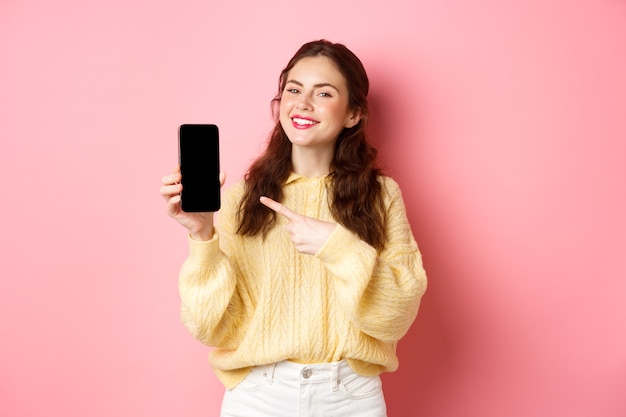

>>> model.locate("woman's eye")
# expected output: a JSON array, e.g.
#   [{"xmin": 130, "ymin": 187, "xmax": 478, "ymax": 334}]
[
  {"xmin": 286, "ymin": 88, "xmax": 299, "ymax": 94},
  {"xmin": 318, "ymin": 92, "xmax": 331, "ymax": 97}
]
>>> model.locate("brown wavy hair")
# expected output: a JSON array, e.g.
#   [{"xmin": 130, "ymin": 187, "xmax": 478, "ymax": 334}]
[{"xmin": 236, "ymin": 39, "xmax": 386, "ymax": 250}]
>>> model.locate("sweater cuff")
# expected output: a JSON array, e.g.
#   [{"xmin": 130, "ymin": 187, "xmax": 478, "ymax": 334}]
[
  {"xmin": 187, "ymin": 232, "xmax": 220, "ymax": 267},
  {"xmin": 315, "ymin": 224, "xmax": 376, "ymax": 275}
]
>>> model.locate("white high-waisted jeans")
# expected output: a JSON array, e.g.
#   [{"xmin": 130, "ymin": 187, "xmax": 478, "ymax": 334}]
[{"xmin": 220, "ymin": 360, "xmax": 388, "ymax": 417}]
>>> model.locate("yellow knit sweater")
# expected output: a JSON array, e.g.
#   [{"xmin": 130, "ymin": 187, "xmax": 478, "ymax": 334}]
[{"xmin": 178, "ymin": 173, "xmax": 427, "ymax": 389}]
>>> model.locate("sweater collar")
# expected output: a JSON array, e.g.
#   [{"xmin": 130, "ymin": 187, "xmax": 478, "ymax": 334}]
[{"xmin": 285, "ymin": 172, "xmax": 331, "ymax": 185}]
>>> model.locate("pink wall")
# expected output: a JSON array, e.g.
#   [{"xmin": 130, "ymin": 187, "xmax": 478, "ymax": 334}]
[{"xmin": 1, "ymin": 1, "xmax": 624, "ymax": 416}]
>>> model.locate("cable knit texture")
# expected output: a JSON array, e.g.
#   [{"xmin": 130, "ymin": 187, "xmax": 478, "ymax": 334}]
[{"xmin": 178, "ymin": 173, "xmax": 427, "ymax": 389}]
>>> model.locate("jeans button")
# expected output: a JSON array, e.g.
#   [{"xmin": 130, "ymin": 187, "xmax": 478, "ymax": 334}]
[{"xmin": 302, "ymin": 369, "xmax": 313, "ymax": 379}]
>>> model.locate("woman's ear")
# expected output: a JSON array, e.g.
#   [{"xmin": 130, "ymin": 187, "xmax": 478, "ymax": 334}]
[{"xmin": 344, "ymin": 109, "xmax": 362, "ymax": 128}]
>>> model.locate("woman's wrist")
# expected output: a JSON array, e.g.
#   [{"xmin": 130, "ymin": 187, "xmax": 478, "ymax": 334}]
[{"xmin": 189, "ymin": 225, "xmax": 214, "ymax": 241}]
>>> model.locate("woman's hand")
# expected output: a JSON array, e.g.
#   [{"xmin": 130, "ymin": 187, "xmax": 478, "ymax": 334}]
[
  {"xmin": 160, "ymin": 167, "xmax": 226, "ymax": 241},
  {"xmin": 260, "ymin": 196, "xmax": 337, "ymax": 255}
]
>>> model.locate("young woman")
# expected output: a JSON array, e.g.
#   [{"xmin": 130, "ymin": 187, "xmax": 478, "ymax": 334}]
[{"xmin": 160, "ymin": 39, "xmax": 427, "ymax": 417}]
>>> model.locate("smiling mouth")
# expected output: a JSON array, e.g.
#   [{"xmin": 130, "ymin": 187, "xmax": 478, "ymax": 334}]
[{"xmin": 292, "ymin": 117, "xmax": 318, "ymax": 126}]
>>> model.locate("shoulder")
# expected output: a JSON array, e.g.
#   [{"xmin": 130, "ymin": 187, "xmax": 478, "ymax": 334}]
[
  {"xmin": 377, "ymin": 175, "xmax": 403, "ymax": 200},
  {"xmin": 377, "ymin": 174, "xmax": 400, "ymax": 189},
  {"xmin": 223, "ymin": 179, "xmax": 246, "ymax": 200},
  {"xmin": 219, "ymin": 180, "xmax": 246, "ymax": 217}
]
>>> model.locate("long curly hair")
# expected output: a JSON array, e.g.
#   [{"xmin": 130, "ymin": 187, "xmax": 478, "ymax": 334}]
[{"xmin": 236, "ymin": 39, "xmax": 386, "ymax": 250}]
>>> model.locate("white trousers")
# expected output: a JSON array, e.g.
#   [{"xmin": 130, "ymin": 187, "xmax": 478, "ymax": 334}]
[{"xmin": 220, "ymin": 360, "xmax": 388, "ymax": 417}]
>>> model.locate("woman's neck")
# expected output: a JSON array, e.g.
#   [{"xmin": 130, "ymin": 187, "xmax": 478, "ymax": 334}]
[{"xmin": 290, "ymin": 145, "xmax": 334, "ymax": 178}]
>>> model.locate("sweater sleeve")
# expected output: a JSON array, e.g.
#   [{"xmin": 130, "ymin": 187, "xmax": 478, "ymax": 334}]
[
  {"xmin": 315, "ymin": 177, "xmax": 427, "ymax": 343},
  {"xmin": 177, "ymin": 184, "xmax": 250, "ymax": 349}
]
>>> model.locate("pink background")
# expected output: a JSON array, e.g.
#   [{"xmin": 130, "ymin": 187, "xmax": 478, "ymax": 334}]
[{"xmin": 1, "ymin": 0, "xmax": 625, "ymax": 416}]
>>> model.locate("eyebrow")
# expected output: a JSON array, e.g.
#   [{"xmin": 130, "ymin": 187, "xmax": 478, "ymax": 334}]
[{"xmin": 285, "ymin": 79, "xmax": 340, "ymax": 92}]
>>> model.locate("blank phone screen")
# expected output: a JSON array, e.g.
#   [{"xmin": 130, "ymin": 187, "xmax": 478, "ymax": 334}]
[{"xmin": 178, "ymin": 124, "xmax": 221, "ymax": 212}]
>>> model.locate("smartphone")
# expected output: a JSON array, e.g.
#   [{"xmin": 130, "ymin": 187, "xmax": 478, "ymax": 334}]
[{"xmin": 178, "ymin": 124, "xmax": 221, "ymax": 212}]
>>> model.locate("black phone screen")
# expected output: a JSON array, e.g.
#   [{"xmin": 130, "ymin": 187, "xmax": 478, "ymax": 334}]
[{"xmin": 178, "ymin": 124, "xmax": 221, "ymax": 212}]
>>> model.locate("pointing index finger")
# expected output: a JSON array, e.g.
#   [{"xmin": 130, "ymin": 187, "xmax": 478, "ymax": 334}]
[{"xmin": 260, "ymin": 196, "xmax": 298, "ymax": 220}]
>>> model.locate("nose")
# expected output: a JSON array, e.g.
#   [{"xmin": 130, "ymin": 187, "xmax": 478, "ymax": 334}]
[{"xmin": 296, "ymin": 94, "xmax": 312, "ymax": 111}]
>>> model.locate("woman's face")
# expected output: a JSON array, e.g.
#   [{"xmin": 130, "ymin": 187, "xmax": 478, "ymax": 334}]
[{"xmin": 279, "ymin": 56, "xmax": 360, "ymax": 152}]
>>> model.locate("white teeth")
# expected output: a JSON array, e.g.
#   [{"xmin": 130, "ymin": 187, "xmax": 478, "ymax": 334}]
[{"xmin": 293, "ymin": 117, "xmax": 316, "ymax": 125}]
